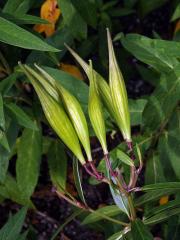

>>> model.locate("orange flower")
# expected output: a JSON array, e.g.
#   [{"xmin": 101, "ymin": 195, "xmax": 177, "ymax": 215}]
[
  {"xmin": 34, "ymin": 0, "xmax": 60, "ymax": 37},
  {"xmin": 174, "ymin": 19, "xmax": 180, "ymax": 34},
  {"xmin": 159, "ymin": 195, "xmax": 169, "ymax": 205},
  {"xmin": 60, "ymin": 63, "xmax": 84, "ymax": 80}
]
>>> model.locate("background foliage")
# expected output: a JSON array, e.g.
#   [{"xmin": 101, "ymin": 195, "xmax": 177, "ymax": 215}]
[{"xmin": 0, "ymin": 0, "xmax": 180, "ymax": 239}]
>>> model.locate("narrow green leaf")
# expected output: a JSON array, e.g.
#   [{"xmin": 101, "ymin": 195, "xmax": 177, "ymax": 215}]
[
  {"xmin": 0, "ymin": 94, "xmax": 5, "ymax": 131},
  {"xmin": 0, "ymin": 73, "xmax": 17, "ymax": 96},
  {"xmin": 107, "ymin": 230, "xmax": 124, "ymax": 240},
  {"xmin": 145, "ymin": 153, "xmax": 165, "ymax": 184},
  {"xmin": 0, "ymin": 131, "xmax": 10, "ymax": 151},
  {"xmin": 16, "ymin": 127, "xmax": 42, "ymax": 200},
  {"xmin": 116, "ymin": 149, "xmax": 134, "ymax": 166},
  {"xmin": 82, "ymin": 205, "xmax": 123, "ymax": 225},
  {"xmin": 171, "ymin": 3, "xmax": 180, "ymax": 21},
  {"xmin": 5, "ymin": 103, "xmax": 38, "ymax": 130},
  {"xmin": 57, "ymin": 0, "xmax": 87, "ymax": 40},
  {"xmin": 73, "ymin": 157, "xmax": 86, "ymax": 205},
  {"xmin": 0, "ymin": 207, "xmax": 27, "ymax": 240},
  {"xmin": 71, "ymin": 0, "xmax": 97, "ymax": 27},
  {"xmin": 0, "ymin": 13, "xmax": 50, "ymax": 25},
  {"xmin": 135, "ymin": 189, "xmax": 177, "ymax": 206},
  {"xmin": 145, "ymin": 200, "xmax": 180, "ymax": 219},
  {"xmin": 142, "ymin": 182, "xmax": 180, "ymax": 191},
  {"xmin": 48, "ymin": 140, "xmax": 67, "ymax": 191},
  {"xmin": 0, "ymin": 121, "xmax": 19, "ymax": 183},
  {"xmin": 144, "ymin": 207, "xmax": 180, "ymax": 225},
  {"xmin": 0, "ymin": 17, "xmax": 59, "ymax": 51},
  {"xmin": 3, "ymin": 0, "xmax": 31, "ymax": 14},
  {"xmin": 131, "ymin": 219, "xmax": 153, "ymax": 240}
]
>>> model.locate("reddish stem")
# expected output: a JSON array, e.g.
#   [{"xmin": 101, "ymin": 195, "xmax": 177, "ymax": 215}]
[
  {"xmin": 89, "ymin": 162, "xmax": 104, "ymax": 180},
  {"xmin": 104, "ymin": 154, "xmax": 118, "ymax": 178}
]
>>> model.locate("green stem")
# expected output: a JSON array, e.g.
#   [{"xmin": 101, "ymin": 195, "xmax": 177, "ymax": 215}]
[{"xmin": 127, "ymin": 194, "xmax": 136, "ymax": 221}]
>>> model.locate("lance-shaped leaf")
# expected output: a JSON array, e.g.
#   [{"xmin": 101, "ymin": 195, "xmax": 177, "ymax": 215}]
[
  {"xmin": 19, "ymin": 63, "xmax": 85, "ymax": 165},
  {"xmin": 107, "ymin": 28, "xmax": 131, "ymax": 142},
  {"xmin": 34, "ymin": 64, "xmax": 92, "ymax": 162},
  {"xmin": 88, "ymin": 60, "xmax": 108, "ymax": 154},
  {"xmin": 65, "ymin": 44, "xmax": 120, "ymax": 125}
]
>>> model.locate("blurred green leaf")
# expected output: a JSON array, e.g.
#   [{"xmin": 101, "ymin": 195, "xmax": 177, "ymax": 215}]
[
  {"xmin": 131, "ymin": 219, "xmax": 153, "ymax": 239},
  {"xmin": 108, "ymin": 8, "xmax": 135, "ymax": 17},
  {"xmin": 142, "ymin": 182, "xmax": 180, "ymax": 191},
  {"xmin": 58, "ymin": 0, "xmax": 87, "ymax": 40},
  {"xmin": 107, "ymin": 230, "xmax": 124, "ymax": 240},
  {"xmin": 145, "ymin": 153, "xmax": 165, "ymax": 184},
  {"xmin": 143, "ymin": 65, "xmax": 180, "ymax": 132},
  {"xmin": 0, "ymin": 131, "xmax": 10, "ymax": 151},
  {"xmin": 0, "ymin": 94, "xmax": 5, "ymax": 131},
  {"xmin": 0, "ymin": 17, "xmax": 59, "ymax": 51},
  {"xmin": 144, "ymin": 207, "xmax": 180, "ymax": 225},
  {"xmin": 135, "ymin": 189, "xmax": 178, "ymax": 206},
  {"xmin": 136, "ymin": 64, "xmax": 160, "ymax": 86},
  {"xmin": 0, "ymin": 121, "xmax": 19, "ymax": 183},
  {"xmin": 0, "ymin": 174, "xmax": 33, "ymax": 206},
  {"xmin": 0, "ymin": 207, "xmax": 27, "ymax": 240},
  {"xmin": 171, "ymin": 3, "xmax": 180, "ymax": 21},
  {"xmin": 16, "ymin": 127, "xmax": 42, "ymax": 200},
  {"xmin": 129, "ymin": 99, "xmax": 147, "ymax": 126},
  {"xmin": 0, "ymin": 73, "xmax": 17, "ymax": 96},
  {"xmin": 73, "ymin": 157, "xmax": 86, "ymax": 205},
  {"xmin": 145, "ymin": 199, "xmax": 180, "ymax": 219},
  {"xmin": 48, "ymin": 140, "xmax": 67, "ymax": 191},
  {"xmin": 0, "ymin": 12, "xmax": 49, "ymax": 25},
  {"xmin": 121, "ymin": 34, "xmax": 180, "ymax": 72},
  {"xmin": 71, "ymin": 0, "xmax": 97, "ymax": 27},
  {"xmin": 3, "ymin": 0, "xmax": 33, "ymax": 15},
  {"xmin": 5, "ymin": 103, "xmax": 38, "ymax": 130},
  {"xmin": 139, "ymin": 0, "xmax": 168, "ymax": 17},
  {"xmin": 82, "ymin": 205, "xmax": 123, "ymax": 225}
]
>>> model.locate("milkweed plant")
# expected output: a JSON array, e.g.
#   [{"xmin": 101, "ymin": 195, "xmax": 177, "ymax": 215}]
[{"xmin": 19, "ymin": 29, "xmax": 160, "ymax": 237}]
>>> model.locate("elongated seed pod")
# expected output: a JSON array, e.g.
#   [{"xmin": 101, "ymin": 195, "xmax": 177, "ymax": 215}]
[
  {"xmin": 34, "ymin": 65, "xmax": 92, "ymax": 162},
  {"xmin": 65, "ymin": 44, "xmax": 118, "ymax": 123},
  {"xmin": 19, "ymin": 63, "xmax": 86, "ymax": 165},
  {"xmin": 107, "ymin": 29, "xmax": 131, "ymax": 141},
  {"xmin": 88, "ymin": 60, "xmax": 108, "ymax": 154}
]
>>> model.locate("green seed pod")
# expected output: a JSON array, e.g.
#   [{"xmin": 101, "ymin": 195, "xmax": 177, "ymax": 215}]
[
  {"xmin": 19, "ymin": 63, "xmax": 86, "ymax": 165},
  {"xmin": 88, "ymin": 60, "xmax": 108, "ymax": 154},
  {"xmin": 34, "ymin": 64, "xmax": 92, "ymax": 162},
  {"xmin": 65, "ymin": 44, "xmax": 118, "ymax": 125},
  {"xmin": 107, "ymin": 29, "xmax": 131, "ymax": 142},
  {"xmin": 26, "ymin": 64, "xmax": 58, "ymax": 101}
]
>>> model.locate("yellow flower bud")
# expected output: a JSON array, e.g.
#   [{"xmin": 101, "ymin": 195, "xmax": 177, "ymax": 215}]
[
  {"xmin": 19, "ymin": 63, "xmax": 86, "ymax": 165},
  {"xmin": 88, "ymin": 60, "xmax": 108, "ymax": 154},
  {"xmin": 107, "ymin": 28, "xmax": 131, "ymax": 142}
]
